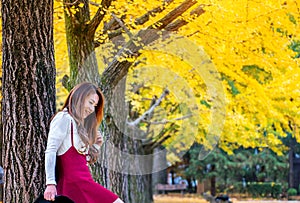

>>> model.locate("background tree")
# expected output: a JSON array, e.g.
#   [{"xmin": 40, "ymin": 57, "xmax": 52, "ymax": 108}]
[
  {"xmin": 185, "ymin": 146, "xmax": 288, "ymax": 195},
  {"xmin": 51, "ymin": 0, "xmax": 299, "ymax": 202},
  {"xmin": 57, "ymin": 0, "xmax": 206, "ymax": 202},
  {"xmin": 1, "ymin": 0, "xmax": 56, "ymax": 202},
  {"xmin": 281, "ymin": 130, "xmax": 300, "ymax": 188}
]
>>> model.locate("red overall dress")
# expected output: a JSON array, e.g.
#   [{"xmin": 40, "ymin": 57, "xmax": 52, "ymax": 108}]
[{"xmin": 56, "ymin": 124, "xmax": 119, "ymax": 203}]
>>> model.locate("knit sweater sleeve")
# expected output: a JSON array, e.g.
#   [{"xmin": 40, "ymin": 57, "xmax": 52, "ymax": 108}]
[{"xmin": 44, "ymin": 112, "xmax": 70, "ymax": 185}]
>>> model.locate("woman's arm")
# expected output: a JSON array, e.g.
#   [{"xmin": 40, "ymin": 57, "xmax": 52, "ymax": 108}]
[{"xmin": 45, "ymin": 112, "xmax": 70, "ymax": 185}]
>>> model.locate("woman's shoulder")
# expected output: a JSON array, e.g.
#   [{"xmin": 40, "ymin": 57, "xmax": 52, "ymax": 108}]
[{"xmin": 52, "ymin": 108, "xmax": 74, "ymax": 123}]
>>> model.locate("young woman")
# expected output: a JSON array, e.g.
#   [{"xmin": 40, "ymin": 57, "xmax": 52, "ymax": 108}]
[{"xmin": 44, "ymin": 82, "xmax": 124, "ymax": 203}]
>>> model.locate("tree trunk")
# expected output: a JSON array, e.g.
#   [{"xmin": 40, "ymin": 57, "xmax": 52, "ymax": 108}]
[
  {"xmin": 61, "ymin": 1, "xmax": 202, "ymax": 202},
  {"xmin": 63, "ymin": 6, "xmax": 157, "ymax": 197},
  {"xmin": 63, "ymin": 0, "xmax": 100, "ymax": 88},
  {"xmin": 289, "ymin": 147, "xmax": 294, "ymax": 188},
  {"xmin": 210, "ymin": 176, "xmax": 216, "ymax": 196},
  {"xmin": 1, "ymin": 0, "xmax": 56, "ymax": 202},
  {"xmin": 152, "ymin": 147, "xmax": 168, "ymax": 194},
  {"xmin": 94, "ymin": 78, "xmax": 153, "ymax": 203},
  {"xmin": 210, "ymin": 165, "xmax": 216, "ymax": 196}
]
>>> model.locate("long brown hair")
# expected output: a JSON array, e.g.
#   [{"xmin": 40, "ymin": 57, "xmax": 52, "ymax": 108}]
[{"xmin": 61, "ymin": 82, "xmax": 105, "ymax": 163}]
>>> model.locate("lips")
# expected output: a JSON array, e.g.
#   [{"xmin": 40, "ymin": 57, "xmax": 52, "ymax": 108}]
[{"xmin": 85, "ymin": 110, "xmax": 92, "ymax": 117}]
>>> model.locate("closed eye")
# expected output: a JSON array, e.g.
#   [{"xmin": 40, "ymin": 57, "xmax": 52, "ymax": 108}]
[{"xmin": 89, "ymin": 101, "xmax": 97, "ymax": 107}]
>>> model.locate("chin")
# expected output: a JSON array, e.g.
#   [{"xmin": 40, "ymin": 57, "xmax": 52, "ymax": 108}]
[{"xmin": 84, "ymin": 113, "xmax": 92, "ymax": 119}]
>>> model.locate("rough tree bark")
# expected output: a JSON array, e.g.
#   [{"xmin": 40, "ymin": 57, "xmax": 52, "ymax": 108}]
[
  {"xmin": 62, "ymin": 0, "xmax": 113, "ymax": 88},
  {"xmin": 1, "ymin": 0, "xmax": 56, "ymax": 202}
]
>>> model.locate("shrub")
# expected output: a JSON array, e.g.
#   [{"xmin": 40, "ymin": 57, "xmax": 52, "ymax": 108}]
[
  {"xmin": 287, "ymin": 188, "xmax": 297, "ymax": 196},
  {"xmin": 247, "ymin": 182, "xmax": 282, "ymax": 198},
  {"xmin": 226, "ymin": 182, "xmax": 282, "ymax": 198}
]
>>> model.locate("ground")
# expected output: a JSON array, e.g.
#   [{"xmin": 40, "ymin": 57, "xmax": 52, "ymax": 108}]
[{"xmin": 153, "ymin": 194, "xmax": 298, "ymax": 203}]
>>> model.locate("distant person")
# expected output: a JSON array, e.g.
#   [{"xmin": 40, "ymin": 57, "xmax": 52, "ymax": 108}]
[{"xmin": 43, "ymin": 82, "xmax": 124, "ymax": 203}]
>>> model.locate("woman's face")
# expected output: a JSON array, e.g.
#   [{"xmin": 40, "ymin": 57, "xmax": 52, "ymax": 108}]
[{"xmin": 83, "ymin": 93, "xmax": 99, "ymax": 118}]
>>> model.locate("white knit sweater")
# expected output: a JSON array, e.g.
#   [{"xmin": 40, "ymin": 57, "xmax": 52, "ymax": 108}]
[{"xmin": 44, "ymin": 109, "xmax": 87, "ymax": 185}]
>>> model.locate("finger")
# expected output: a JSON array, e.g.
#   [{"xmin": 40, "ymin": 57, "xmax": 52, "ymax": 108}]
[
  {"xmin": 44, "ymin": 193, "xmax": 51, "ymax": 200},
  {"xmin": 45, "ymin": 196, "xmax": 51, "ymax": 201},
  {"xmin": 51, "ymin": 195, "xmax": 55, "ymax": 201}
]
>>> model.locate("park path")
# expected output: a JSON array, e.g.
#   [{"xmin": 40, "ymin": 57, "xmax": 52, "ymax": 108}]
[{"xmin": 237, "ymin": 201, "xmax": 300, "ymax": 203}]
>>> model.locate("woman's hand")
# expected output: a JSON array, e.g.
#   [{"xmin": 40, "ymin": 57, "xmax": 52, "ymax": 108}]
[
  {"xmin": 95, "ymin": 131, "xmax": 104, "ymax": 147},
  {"xmin": 44, "ymin": 184, "xmax": 57, "ymax": 201}
]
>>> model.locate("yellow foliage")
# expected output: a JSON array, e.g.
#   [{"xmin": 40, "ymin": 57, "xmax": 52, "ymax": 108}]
[
  {"xmin": 49, "ymin": 0, "xmax": 300, "ymax": 158},
  {"xmin": 54, "ymin": 0, "xmax": 69, "ymax": 109},
  {"xmin": 0, "ymin": 0, "xmax": 299, "ymax": 161}
]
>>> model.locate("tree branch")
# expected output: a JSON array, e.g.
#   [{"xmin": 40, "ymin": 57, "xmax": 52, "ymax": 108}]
[
  {"xmin": 143, "ymin": 126, "xmax": 172, "ymax": 149},
  {"xmin": 99, "ymin": 0, "xmax": 173, "ymax": 34},
  {"xmin": 88, "ymin": 0, "xmax": 113, "ymax": 35},
  {"xmin": 148, "ymin": 135, "xmax": 171, "ymax": 151},
  {"xmin": 89, "ymin": 1, "xmax": 100, "ymax": 6},
  {"xmin": 148, "ymin": 0, "xmax": 197, "ymax": 30},
  {"xmin": 96, "ymin": 0, "xmax": 200, "ymax": 49},
  {"xmin": 111, "ymin": 12, "xmax": 134, "ymax": 38},
  {"xmin": 64, "ymin": 0, "xmax": 80, "ymax": 6},
  {"xmin": 165, "ymin": 5, "xmax": 205, "ymax": 31},
  {"xmin": 134, "ymin": 0, "xmax": 174, "ymax": 25},
  {"xmin": 127, "ymin": 89, "xmax": 170, "ymax": 126},
  {"xmin": 94, "ymin": 28, "xmax": 124, "ymax": 48},
  {"xmin": 101, "ymin": 0, "xmax": 200, "ymax": 91},
  {"xmin": 144, "ymin": 122, "xmax": 178, "ymax": 151},
  {"xmin": 143, "ymin": 114, "xmax": 193, "ymax": 125}
]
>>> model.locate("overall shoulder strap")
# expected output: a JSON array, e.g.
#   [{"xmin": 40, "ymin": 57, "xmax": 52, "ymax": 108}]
[{"xmin": 70, "ymin": 121, "xmax": 74, "ymax": 146}]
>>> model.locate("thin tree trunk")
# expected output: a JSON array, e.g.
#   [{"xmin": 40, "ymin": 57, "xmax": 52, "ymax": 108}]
[
  {"xmin": 1, "ymin": 0, "xmax": 56, "ymax": 202},
  {"xmin": 289, "ymin": 147, "xmax": 294, "ymax": 188},
  {"xmin": 210, "ymin": 165, "xmax": 216, "ymax": 196},
  {"xmin": 152, "ymin": 147, "xmax": 168, "ymax": 195}
]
